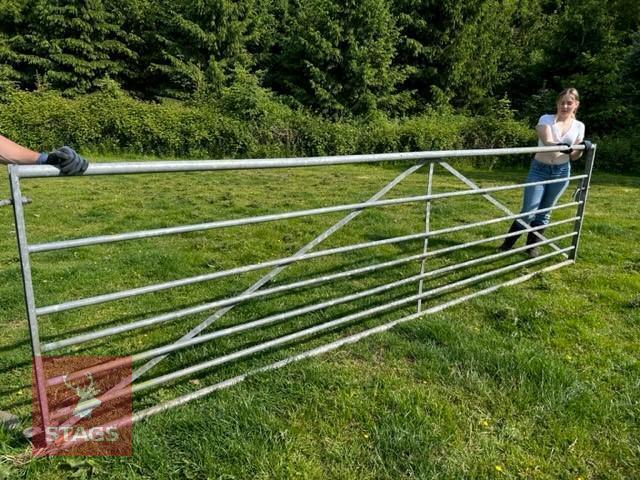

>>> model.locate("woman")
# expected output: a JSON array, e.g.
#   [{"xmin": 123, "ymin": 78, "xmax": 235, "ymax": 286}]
[
  {"xmin": 499, "ymin": 87, "xmax": 586, "ymax": 258},
  {"xmin": 0, "ymin": 134, "xmax": 88, "ymax": 174}
]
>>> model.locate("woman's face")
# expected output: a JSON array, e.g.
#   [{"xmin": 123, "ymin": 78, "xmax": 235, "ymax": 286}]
[{"xmin": 556, "ymin": 94, "xmax": 579, "ymax": 117}]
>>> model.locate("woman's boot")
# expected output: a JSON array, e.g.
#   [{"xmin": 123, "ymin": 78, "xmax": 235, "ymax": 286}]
[
  {"xmin": 499, "ymin": 220, "xmax": 527, "ymax": 251},
  {"xmin": 526, "ymin": 220, "xmax": 546, "ymax": 258}
]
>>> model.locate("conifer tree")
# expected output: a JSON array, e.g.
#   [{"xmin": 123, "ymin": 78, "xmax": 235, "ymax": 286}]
[
  {"xmin": 265, "ymin": 0, "xmax": 408, "ymax": 116},
  {"xmin": 0, "ymin": 0, "xmax": 23, "ymax": 92},
  {"xmin": 125, "ymin": 0, "xmax": 278, "ymax": 99},
  {"xmin": 8, "ymin": 0, "xmax": 136, "ymax": 94},
  {"xmin": 390, "ymin": 0, "xmax": 485, "ymax": 109}
]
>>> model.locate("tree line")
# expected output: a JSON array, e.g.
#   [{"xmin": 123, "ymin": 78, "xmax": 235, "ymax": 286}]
[{"xmin": 0, "ymin": 0, "xmax": 638, "ymax": 136}]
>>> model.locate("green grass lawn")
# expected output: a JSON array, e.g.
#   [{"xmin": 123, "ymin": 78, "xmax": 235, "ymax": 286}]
[{"xmin": 0, "ymin": 157, "xmax": 638, "ymax": 479}]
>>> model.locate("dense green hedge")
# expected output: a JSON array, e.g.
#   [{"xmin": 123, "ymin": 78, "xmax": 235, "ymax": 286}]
[
  {"xmin": 0, "ymin": 86, "xmax": 636, "ymax": 174},
  {"xmin": 591, "ymin": 131, "xmax": 640, "ymax": 175}
]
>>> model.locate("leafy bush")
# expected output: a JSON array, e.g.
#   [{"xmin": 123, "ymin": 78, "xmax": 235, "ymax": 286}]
[
  {"xmin": 593, "ymin": 131, "xmax": 640, "ymax": 175},
  {"xmin": 460, "ymin": 115, "xmax": 535, "ymax": 168},
  {"xmin": 2, "ymin": 84, "xmax": 634, "ymax": 174}
]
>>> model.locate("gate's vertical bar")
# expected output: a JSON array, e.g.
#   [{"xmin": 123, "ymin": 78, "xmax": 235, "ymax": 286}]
[
  {"xmin": 569, "ymin": 145, "xmax": 596, "ymax": 261},
  {"xmin": 417, "ymin": 162, "xmax": 435, "ymax": 312},
  {"xmin": 8, "ymin": 167, "xmax": 51, "ymax": 444}
]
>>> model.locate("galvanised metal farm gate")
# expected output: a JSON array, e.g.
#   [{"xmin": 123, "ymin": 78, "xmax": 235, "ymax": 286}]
[{"xmin": 8, "ymin": 144, "xmax": 595, "ymax": 452}]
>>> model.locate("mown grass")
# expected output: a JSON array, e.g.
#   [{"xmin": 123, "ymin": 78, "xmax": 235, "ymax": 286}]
[{"xmin": 0, "ymin": 157, "xmax": 638, "ymax": 479}]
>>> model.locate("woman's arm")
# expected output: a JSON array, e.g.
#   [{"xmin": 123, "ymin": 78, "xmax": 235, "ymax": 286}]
[
  {"xmin": 535, "ymin": 125, "xmax": 556, "ymax": 146},
  {"xmin": 0, "ymin": 135, "xmax": 89, "ymax": 174},
  {"xmin": 536, "ymin": 124, "xmax": 583, "ymax": 160},
  {"xmin": 0, "ymin": 134, "xmax": 39, "ymax": 165}
]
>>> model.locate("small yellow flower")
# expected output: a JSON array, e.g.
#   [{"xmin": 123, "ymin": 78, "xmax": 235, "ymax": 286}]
[
  {"xmin": 363, "ymin": 433, "xmax": 369, "ymax": 439},
  {"xmin": 495, "ymin": 465, "xmax": 503, "ymax": 472},
  {"xmin": 480, "ymin": 419, "xmax": 489, "ymax": 427}
]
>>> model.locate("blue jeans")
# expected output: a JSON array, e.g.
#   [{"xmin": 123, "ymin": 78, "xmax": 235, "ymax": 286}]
[{"xmin": 520, "ymin": 159, "xmax": 570, "ymax": 225}]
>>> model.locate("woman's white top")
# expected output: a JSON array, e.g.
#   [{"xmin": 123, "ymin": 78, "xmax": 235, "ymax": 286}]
[{"xmin": 534, "ymin": 114, "xmax": 585, "ymax": 165}]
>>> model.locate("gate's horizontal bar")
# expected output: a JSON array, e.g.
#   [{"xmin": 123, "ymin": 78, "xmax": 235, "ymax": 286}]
[
  {"xmin": 123, "ymin": 233, "xmax": 575, "ymax": 365},
  {"xmin": 0, "ymin": 196, "xmax": 31, "ymax": 207},
  {"xmin": 37, "ymin": 202, "xmax": 580, "ymax": 317},
  {"xmin": 47, "ymin": 232, "xmax": 576, "ymax": 387},
  {"xmin": 40, "ymin": 214, "xmax": 578, "ymax": 353},
  {"xmin": 128, "ymin": 258, "xmax": 574, "ymax": 424},
  {"xmin": 42, "ymin": 257, "xmax": 575, "ymax": 452},
  {"xmin": 14, "ymin": 145, "xmax": 584, "ymax": 179},
  {"xmin": 132, "ymin": 248, "xmax": 572, "ymax": 392},
  {"xmin": 29, "ymin": 175, "xmax": 586, "ymax": 253},
  {"xmin": 53, "ymin": 247, "xmax": 572, "ymax": 418}
]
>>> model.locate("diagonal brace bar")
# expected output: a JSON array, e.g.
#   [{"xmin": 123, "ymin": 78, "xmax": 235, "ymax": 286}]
[
  {"xmin": 440, "ymin": 162, "xmax": 567, "ymax": 257},
  {"xmin": 131, "ymin": 162, "xmax": 427, "ymax": 382},
  {"xmin": 40, "ymin": 162, "xmax": 425, "ymax": 437}
]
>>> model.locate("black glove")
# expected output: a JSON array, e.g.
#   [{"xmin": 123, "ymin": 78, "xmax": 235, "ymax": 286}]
[
  {"xmin": 38, "ymin": 146, "xmax": 89, "ymax": 175},
  {"xmin": 580, "ymin": 139, "xmax": 593, "ymax": 151},
  {"xmin": 555, "ymin": 142, "xmax": 573, "ymax": 155}
]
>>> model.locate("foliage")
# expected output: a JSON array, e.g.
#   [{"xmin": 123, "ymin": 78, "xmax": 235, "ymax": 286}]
[
  {"xmin": 4, "ymin": 0, "xmax": 136, "ymax": 94},
  {"xmin": 0, "ymin": 84, "xmax": 535, "ymax": 163},
  {"xmin": 0, "ymin": 0, "xmax": 637, "ymax": 123},
  {"xmin": 4, "ymin": 81, "xmax": 636, "ymax": 174},
  {"xmin": 264, "ymin": 0, "xmax": 409, "ymax": 117},
  {"xmin": 390, "ymin": 0, "xmax": 486, "ymax": 109},
  {"xmin": 505, "ymin": 0, "xmax": 640, "ymax": 134},
  {"xmin": 0, "ymin": 0, "xmax": 637, "ymax": 170},
  {"xmin": 120, "ymin": 0, "xmax": 280, "ymax": 99}
]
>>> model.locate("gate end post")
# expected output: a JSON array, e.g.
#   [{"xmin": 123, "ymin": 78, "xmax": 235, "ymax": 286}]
[{"xmin": 569, "ymin": 144, "xmax": 596, "ymax": 261}]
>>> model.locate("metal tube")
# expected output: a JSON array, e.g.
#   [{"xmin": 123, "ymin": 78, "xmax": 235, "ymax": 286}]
[
  {"xmin": 131, "ymin": 258, "xmax": 574, "ymax": 423},
  {"xmin": 130, "ymin": 247, "xmax": 573, "ymax": 392},
  {"xmin": 37, "ymin": 201, "xmax": 580, "ymax": 317},
  {"xmin": 47, "ymin": 232, "xmax": 577, "ymax": 389},
  {"xmin": 40, "ymin": 212, "xmax": 579, "ymax": 354},
  {"xmin": 8, "ymin": 167, "xmax": 51, "ymax": 444},
  {"xmin": 45, "ymin": 257, "xmax": 575, "ymax": 441},
  {"xmin": 417, "ymin": 162, "xmax": 434, "ymax": 312},
  {"xmin": 125, "ymin": 164, "xmax": 427, "ymax": 385},
  {"xmin": 15, "ymin": 145, "xmax": 594, "ymax": 440},
  {"xmin": 44, "ymin": 163, "xmax": 427, "ymax": 430},
  {"xmin": 41, "ymin": 254, "xmax": 576, "ymax": 453},
  {"xmin": 570, "ymin": 145, "xmax": 597, "ymax": 261},
  {"xmin": 0, "ymin": 196, "xmax": 31, "ymax": 207},
  {"xmin": 14, "ymin": 145, "xmax": 585, "ymax": 179},
  {"xmin": 36, "ymin": 164, "xmax": 426, "ymax": 320},
  {"xmin": 46, "ymin": 220, "xmax": 578, "ymax": 384},
  {"xmin": 58, "ymin": 246, "xmax": 573, "ymax": 417},
  {"xmin": 29, "ymin": 174, "xmax": 586, "ymax": 253},
  {"xmin": 440, "ymin": 162, "xmax": 567, "ymax": 256}
]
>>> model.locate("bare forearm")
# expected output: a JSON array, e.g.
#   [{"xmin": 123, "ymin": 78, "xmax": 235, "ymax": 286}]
[
  {"xmin": 0, "ymin": 135, "xmax": 39, "ymax": 165},
  {"xmin": 535, "ymin": 125, "xmax": 556, "ymax": 145}
]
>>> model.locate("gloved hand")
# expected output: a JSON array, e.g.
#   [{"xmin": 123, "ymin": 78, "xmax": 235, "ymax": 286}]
[
  {"xmin": 580, "ymin": 139, "xmax": 593, "ymax": 151},
  {"xmin": 555, "ymin": 142, "xmax": 573, "ymax": 155},
  {"xmin": 37, "ymin": 146, "xmax": 89, "ymax": 175}
]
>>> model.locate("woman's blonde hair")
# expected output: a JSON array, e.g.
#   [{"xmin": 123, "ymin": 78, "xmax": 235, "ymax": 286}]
[{"xmin": 557, "ymin": 87, "xmax": 579, "ymax": 103}]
